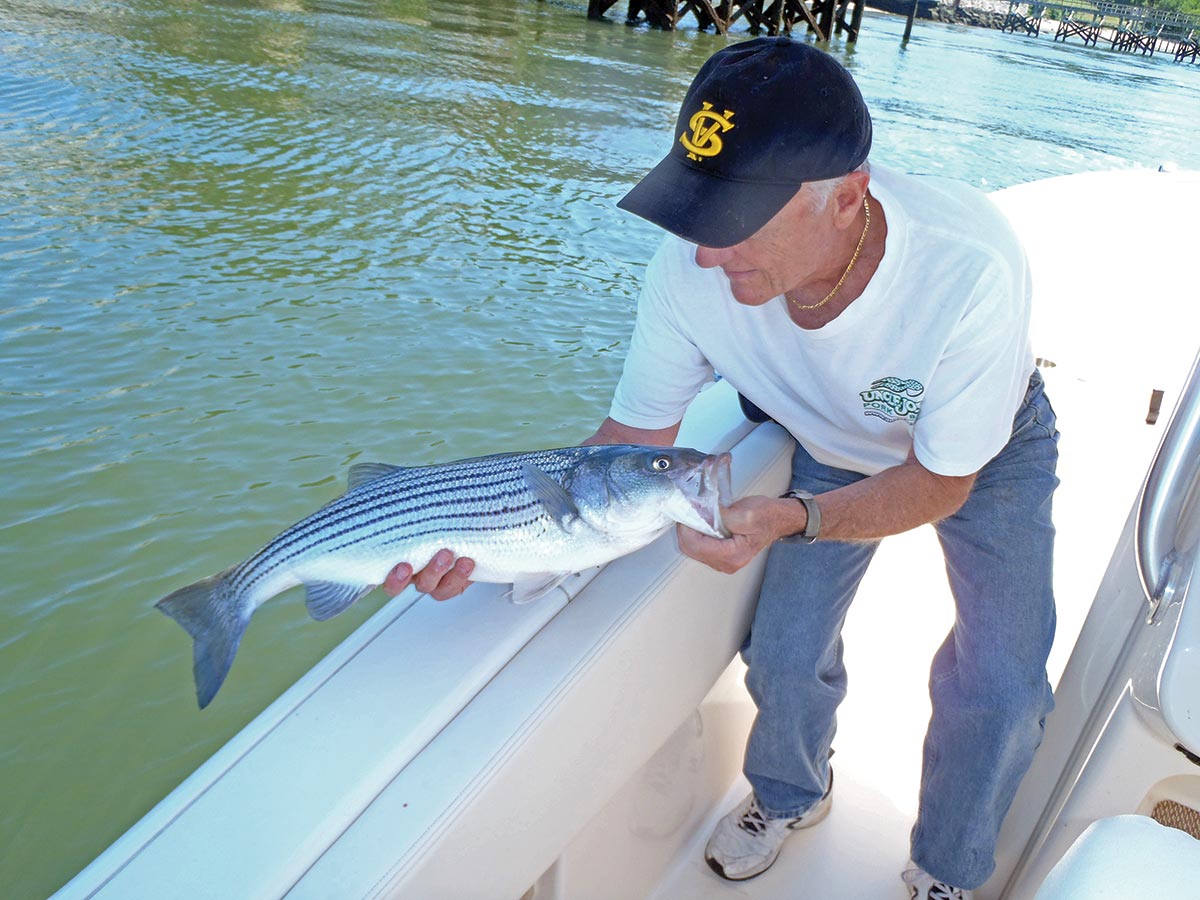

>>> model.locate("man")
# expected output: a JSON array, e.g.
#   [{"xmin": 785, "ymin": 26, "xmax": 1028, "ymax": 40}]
[{"xmin": 387, "ymin": 37, "xmax": 1059, "ymax": 900}]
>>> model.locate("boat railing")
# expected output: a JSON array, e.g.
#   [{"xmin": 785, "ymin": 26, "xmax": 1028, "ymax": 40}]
[
  {"xmin": 1137, "ymin": 346, "xmax": 1200, "ymax": 620},
  {"xmin": 996, "ymin": 342, "xmax": 1200, "ymax": 897}
]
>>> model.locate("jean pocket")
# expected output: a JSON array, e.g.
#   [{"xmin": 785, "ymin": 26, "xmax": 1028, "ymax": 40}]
[{"xmin": 1012, "ymin": 370, "xmax": 1059, "ymax": 442}]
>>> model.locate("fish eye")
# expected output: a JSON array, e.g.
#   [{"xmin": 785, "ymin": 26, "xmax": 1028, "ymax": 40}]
[{"xmin": 651, "ymin": 456, "xmax": 671, "ymax": 471}]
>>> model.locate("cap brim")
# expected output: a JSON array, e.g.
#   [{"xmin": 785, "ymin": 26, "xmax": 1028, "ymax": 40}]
[{"xmin": 617, "ymin": 155, "xmax": 802, "ymax": 249}]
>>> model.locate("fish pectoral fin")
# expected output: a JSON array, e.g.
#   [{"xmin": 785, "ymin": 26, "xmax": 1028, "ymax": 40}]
[
  {"xmin": 508, "ymin": 573, "xmax": 572, "ymax": 605},
  {"xmin": 521, "ymin": 463, "xmax": 579, "ymax": 529},
  {"xmin": 347, "ymin": 462, "xmax": 407, "ymax": 492},
  {"xmin": 303, "ymin": 580, "xmax": 376, "ymax": 621}
]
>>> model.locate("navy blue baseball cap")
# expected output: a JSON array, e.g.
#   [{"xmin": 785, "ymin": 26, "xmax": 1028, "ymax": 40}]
[{"xmin": 618, "ymin": 37, "xmax": 873, "ymax": 249}]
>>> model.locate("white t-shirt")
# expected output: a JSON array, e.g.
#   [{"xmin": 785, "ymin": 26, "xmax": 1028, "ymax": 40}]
[{"xmin": 609, "ymin": 166, "xmax": 1034, "ymax": 477}]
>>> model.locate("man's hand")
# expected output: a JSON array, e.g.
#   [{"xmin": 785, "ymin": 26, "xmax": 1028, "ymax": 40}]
[
  {"xmin": 383, "ymin": 549, "xmax": 475, "ymax": 601},
  {"xmin": 678, "ymin": 453, "xmax": 979, "ymax": 574},
  {"xmin": 676, "ymin": 494, "xmax": 804, "ymax": 574}
]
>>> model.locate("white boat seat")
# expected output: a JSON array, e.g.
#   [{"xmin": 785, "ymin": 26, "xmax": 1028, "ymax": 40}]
[{"xmin": 1034, "ymin": 814, "xmax": 1200, "ymax": 899}]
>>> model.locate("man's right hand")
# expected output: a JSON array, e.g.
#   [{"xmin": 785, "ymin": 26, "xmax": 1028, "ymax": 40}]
[{"xmin": 383, "ymin": 549, "xmax": 475, "ymax": 601}]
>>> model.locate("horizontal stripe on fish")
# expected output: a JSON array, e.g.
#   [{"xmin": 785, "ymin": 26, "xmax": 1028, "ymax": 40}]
[
  {"xmin": 232, "ymin": 484, "xmax": 547, "ymax": 578},
  {"xmin": 232, "ymin": 502, "xmax": 550, "ymax": 597},
  {"xmin": 231, "ymin": 475, "xmax": 543, "ymax": 587}
]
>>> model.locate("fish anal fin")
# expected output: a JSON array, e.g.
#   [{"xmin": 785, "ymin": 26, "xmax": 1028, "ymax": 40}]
[
  {"xmin": 347, "ymin": 463, "xmax": 406, "ymax": 493},
  {"xmin": 304, "ymin": 580, "xmax": 375, "ymax": 621},
  {"xmin": 521, "ymin": 463, "xmax": 579, "ymax": 529},
  {"xmin": 508, "ymin": 572, "xmax": 572, "ymax": 605}
]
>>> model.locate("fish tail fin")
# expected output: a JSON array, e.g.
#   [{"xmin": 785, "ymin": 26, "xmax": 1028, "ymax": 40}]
[{"xmin": 155, "ymin": 567, "xmax": 249, "ymax": 709}]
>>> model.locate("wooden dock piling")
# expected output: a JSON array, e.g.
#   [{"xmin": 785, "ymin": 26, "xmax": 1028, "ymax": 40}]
[
  {"xmin": 1002, "ymin": 2, "xmax": 1043, "ymax": 37},
  {"xmin": 902, "ymin": 0, "xmax": 918, "ymax": 41},
  {"xmin": 588, "ymin": 0, "xmax": 868, "ymax": 42},
  {"xmin": 588, "ymin": 0, "xmax": 1199, "ymax": 61},
  {"xmin": 1053, "ymin": 13, "xmax": 1103, "ymax": 48},
  {"xmin": 1001, "ymin": 1, "xmax": 1200, "ymax": 62}
]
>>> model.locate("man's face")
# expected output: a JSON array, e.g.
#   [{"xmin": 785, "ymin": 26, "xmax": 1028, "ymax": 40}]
[{"xmin": 692, "ymin": 185, "xmax": 843, "ymax": 306}]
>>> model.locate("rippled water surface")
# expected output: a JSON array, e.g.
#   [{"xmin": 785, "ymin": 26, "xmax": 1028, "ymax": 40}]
[{"xmin": 3, "ymin": 1, "xmax": 1199, "ymax": 895}]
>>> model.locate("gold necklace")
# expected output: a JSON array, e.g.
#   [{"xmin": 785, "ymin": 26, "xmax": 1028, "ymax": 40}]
[{"xmin": 788, "ymin": 196, "xmax": 871, "ymax": 312}]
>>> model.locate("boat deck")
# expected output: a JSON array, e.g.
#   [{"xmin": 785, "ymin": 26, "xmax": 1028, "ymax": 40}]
[
  {"xmin": 646, "ymin": 527, "xmax": 978, "ymax": 899},
  {"xmin": 647, "ymin": 365, "xmax": 1169, "ymax": 899}
]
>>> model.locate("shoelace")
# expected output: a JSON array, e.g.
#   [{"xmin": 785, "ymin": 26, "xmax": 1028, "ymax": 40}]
[
  {"xmin": 736, "ymin": 799, "xmax": 769, "ymax": 836},
  {"xmin": 909, "ymin": 883, "xmax": 966, "ymax": 900}
]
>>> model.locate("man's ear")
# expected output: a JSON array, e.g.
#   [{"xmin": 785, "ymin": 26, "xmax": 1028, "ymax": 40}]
[{"xmin": 833, "ymin": 170, "xmax": 870, "ymax": 224}]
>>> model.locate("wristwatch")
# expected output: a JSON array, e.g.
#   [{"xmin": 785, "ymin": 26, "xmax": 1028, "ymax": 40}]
[{"xmin": 781, "ymin": 489, "xmax": 821, "ymax": 543}]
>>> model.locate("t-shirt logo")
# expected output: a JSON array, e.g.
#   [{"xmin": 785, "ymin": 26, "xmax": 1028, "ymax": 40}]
[
  {"xmin": 680, "ymin": 102, "xmax": 735, "ymax": 162},
  {"xmin": 860, "ymin": 377, "xmax": 924, "ymax": 424}
]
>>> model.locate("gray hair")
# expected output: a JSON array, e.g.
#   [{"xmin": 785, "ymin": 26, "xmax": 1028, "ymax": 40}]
[{"xmin": 804, "ymin": 160, "xmax": 871, "ymax": 211}]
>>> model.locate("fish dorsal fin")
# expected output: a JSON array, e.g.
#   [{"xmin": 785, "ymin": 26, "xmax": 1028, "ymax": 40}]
[
  {"xmin": 508, "ymin": 573, "xmax": 572, "ymax": 605},
  {"xmin": 347, "ymin": 462, "xmax": 405, "ymax": 492},
  {"xmin": 521, "ymin": 462, "xmax": 579, "ymax": 529},
  {"xmin": 303, "ymin": 580, "xmax": 375, "ymax": 621}
]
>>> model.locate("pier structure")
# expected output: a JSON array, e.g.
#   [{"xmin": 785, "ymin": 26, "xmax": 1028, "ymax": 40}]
[
  {"xmin": 587, "ymin": 0, "xmax": 869, "ymax": 42},
  {"xmin": 1002, "ymin": 1, "xmax": 1200, "ymax": 61}
]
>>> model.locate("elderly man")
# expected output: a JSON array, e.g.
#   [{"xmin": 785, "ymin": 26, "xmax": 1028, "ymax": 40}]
[{"xmin": 388, "ymin": 37, "xmax": 1059, "ymax": 900}]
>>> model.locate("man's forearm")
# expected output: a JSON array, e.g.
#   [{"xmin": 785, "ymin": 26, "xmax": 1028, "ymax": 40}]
[
  {"xmin": 803, "ymin": 457, "xmax": 976, "ymax": 543},
  {"xmin": 582, "ymin": 416, "xmax": 679, "ymax": 447}
]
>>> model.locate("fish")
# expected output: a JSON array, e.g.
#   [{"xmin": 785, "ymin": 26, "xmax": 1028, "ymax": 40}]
[{"xmin": 155, "ymin": 444, "xmax": 732, "ymax": 708}]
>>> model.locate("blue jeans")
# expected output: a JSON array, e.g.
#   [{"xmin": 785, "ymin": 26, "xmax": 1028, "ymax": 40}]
[{"xmin": 741, "ymin": 371, "xmax": 1059, "ymax": 890}]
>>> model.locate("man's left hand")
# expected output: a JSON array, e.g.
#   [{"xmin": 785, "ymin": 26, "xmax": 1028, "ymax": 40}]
[{"xmin": 676, "ymin": 494, "xmax": 799, "ymax": 574}]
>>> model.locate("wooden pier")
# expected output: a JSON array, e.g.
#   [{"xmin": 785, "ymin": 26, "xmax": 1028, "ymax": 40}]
[
  {"xmin": 1002, "ymin": 2, "xmax": 1200, "ymax": 62},
  {"xmin": 588, "ymin": 0, "xmax": 869, "ymax": 42},
  {"xmin": 588, "ymin": 0, "xmax": 1200, "ymax": 61}
]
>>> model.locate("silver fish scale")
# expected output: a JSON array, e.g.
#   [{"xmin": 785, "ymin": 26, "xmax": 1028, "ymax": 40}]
[{"xmin": 230, "ymin": 447, "xmax": 600, "ymax": 596}]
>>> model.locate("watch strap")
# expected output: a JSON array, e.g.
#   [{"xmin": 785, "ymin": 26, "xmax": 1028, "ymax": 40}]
[{"xmin": 781, "ymin": 489, "xmax": 821, "ymax": 543}]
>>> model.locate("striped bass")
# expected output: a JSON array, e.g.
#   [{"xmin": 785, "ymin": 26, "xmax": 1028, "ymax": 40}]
[{"xmin": 156, "ymin": 444, "xmax": 732, "ymax": 708}]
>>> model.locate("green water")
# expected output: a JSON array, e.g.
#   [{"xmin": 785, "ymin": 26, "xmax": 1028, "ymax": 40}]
[{"xmin": 2, "ymin": 1, "xmax": 1199, "ymax": 896}]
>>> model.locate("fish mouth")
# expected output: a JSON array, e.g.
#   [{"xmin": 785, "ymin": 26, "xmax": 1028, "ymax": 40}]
[{"xmin": 676, "ymin": 451, "xmax": 732, "ymax": 538}]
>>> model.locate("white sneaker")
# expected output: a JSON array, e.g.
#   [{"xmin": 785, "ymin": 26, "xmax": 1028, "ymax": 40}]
[
  {"xmin": 703, "ymin": 772, "xmax": 833, "ymax": 881},
  {"xmin": 901, "ymin": 861, "xmax": 975, "ymax": 900}
]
